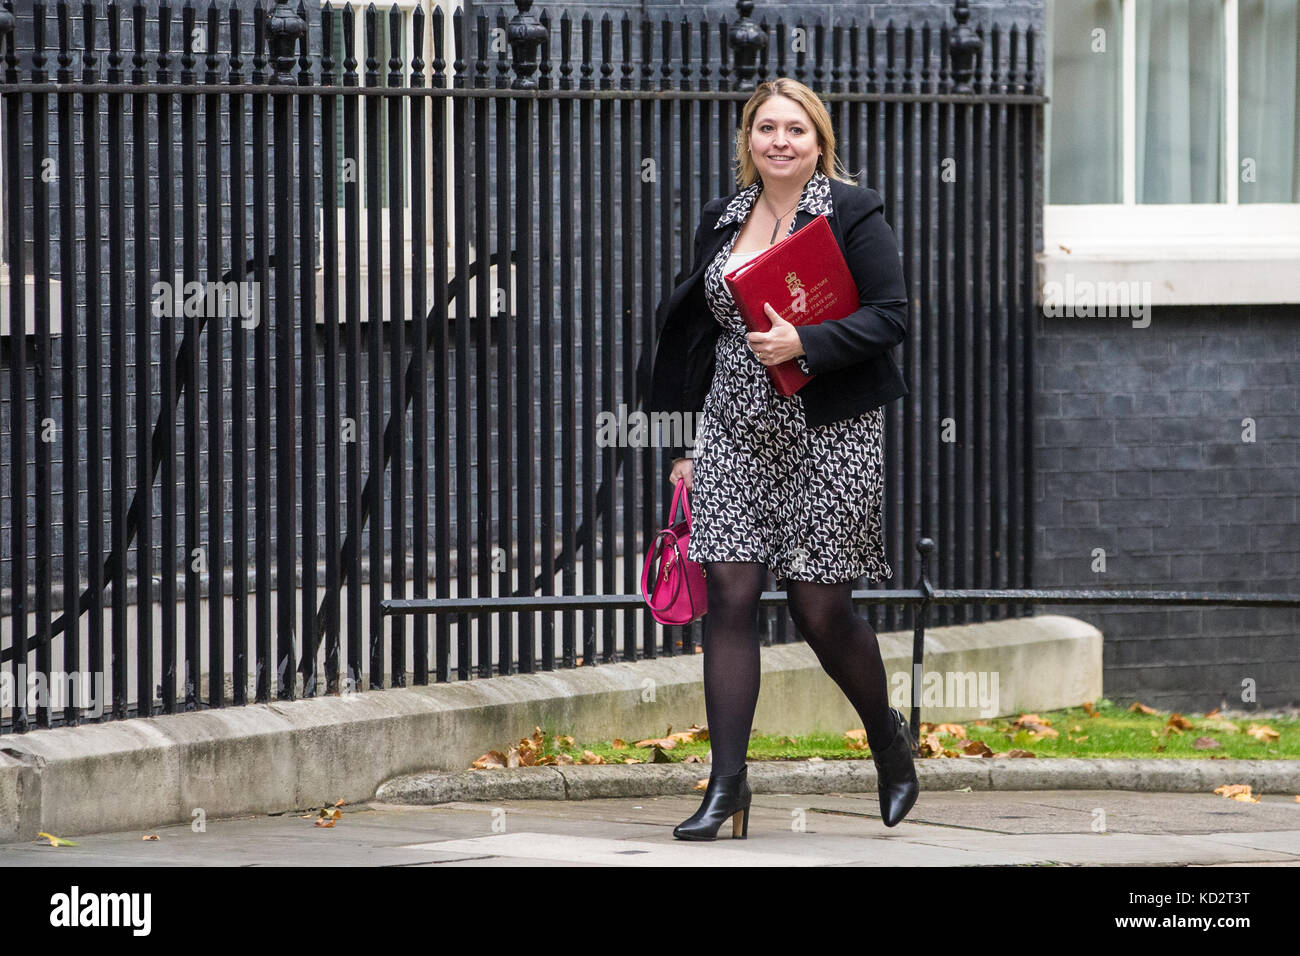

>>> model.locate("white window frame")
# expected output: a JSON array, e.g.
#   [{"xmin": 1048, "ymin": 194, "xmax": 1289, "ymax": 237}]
[
  {"xmin": 0, "ymin": 109, "xmax": 65, "ymax": 336},
  {"xmin": 1040, "ymin": 0, "xmax": 1300, "ymax": 305},
  {"xmin": 315, "ymin": 0, "xmax": 498, "ymax": 325},
  {"xmin": 324, "ymin": 0, "xmax": 420, "ymax": 248}
]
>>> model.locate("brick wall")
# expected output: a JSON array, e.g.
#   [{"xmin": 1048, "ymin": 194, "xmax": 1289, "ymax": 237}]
[{"xmin": 1034, "ymin": 304, "xmax": 1300, "ymax": 711}]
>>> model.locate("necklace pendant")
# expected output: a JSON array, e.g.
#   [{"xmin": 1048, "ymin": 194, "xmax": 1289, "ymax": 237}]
[{"xmin": 769, "ymin": 218, "xmax": 780, "ymax": 244}]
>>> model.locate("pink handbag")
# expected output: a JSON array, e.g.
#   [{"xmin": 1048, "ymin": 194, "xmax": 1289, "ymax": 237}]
[{"xmin": 641, "ymin": 478, "xmax": 708, "ymax": 626}]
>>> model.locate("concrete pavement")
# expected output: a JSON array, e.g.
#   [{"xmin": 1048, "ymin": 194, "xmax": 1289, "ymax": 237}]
[{"xmin": 3, "ymin": 787, "xmax": 1298, "ymax": 866}]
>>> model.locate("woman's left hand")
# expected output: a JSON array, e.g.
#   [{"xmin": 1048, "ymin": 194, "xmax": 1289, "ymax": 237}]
[{"xmin": 747, "ymin": 302, "xmax": 806, "ymax": 366}]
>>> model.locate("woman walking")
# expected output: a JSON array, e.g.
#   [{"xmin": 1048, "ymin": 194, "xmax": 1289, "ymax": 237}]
[{"xmin": 647, "ymin": 78, "xmax": 918, "ymax": 840}]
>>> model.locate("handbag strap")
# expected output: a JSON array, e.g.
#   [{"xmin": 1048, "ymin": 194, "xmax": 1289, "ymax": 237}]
[{"xmin": 668, "ymin": 476, "xmax": 693, "ymax": 527}]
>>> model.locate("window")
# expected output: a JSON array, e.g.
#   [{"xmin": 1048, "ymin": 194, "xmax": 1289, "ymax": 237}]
[
  {"xmin": 0, "ymin": 108, "xmax": 65, "ymax": 336},
  {"xmin": 328, "ymin": 3, "xmax": 411, "ymax": 213},
  {"xmin": 314, "ymin": 0, "xmax": 470, "ymax": 324},
  {"xmin": 1040, "ymin": 0, "xmax": 1300, "ymax": 304}
]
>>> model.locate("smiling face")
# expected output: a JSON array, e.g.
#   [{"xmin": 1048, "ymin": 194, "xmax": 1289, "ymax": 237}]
[{"xmin": 748, "ymin": 94, "xmax": 822, "ymax": 188}]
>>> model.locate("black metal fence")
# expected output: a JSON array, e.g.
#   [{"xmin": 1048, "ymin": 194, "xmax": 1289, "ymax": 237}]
[{"xmin": 0, "ymin": 0, "xmax": 1047, "ymax": 733}]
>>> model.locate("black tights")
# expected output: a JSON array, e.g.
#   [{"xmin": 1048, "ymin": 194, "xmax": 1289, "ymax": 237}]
[{"xmin": 701, "ymin": 560, "xmax": 896, "ymax": 776}]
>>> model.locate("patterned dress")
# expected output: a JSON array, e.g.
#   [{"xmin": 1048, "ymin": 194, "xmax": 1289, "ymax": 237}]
[{"xmin": 686, "ymin": 169, "xmax": 893, "ymax": 584}]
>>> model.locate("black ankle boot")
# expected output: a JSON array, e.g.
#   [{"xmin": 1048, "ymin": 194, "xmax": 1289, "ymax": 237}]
[
  {"xmin": 673, "ymin": 765, "xmax": 751, "ymax": 840},
  {"xmin": 871, "ymin": 708, "xmax": 919, "ymax": 827}
]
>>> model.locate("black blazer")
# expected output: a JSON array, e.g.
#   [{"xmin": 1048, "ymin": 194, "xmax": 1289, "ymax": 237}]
[{"xmin": 645, "ymin": 176, "xmax": 909, "ymax": 465}]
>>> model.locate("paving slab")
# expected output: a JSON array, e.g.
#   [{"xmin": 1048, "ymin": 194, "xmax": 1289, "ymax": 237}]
[{"xmin": 1, "ymin": 788, "xmax": 1297, "ymax": 867}]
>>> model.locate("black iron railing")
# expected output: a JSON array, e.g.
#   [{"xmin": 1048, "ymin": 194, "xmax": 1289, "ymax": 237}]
[
  {"xmin": 385, "ymin": 535, "xmax": 1300, "ymax": 746},
  {"xmin": 0, "ymin": 0, "xmax": 1048, "ymax": 733}
]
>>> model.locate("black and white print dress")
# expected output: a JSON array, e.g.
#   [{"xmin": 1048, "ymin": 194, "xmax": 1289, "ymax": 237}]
[{"xmin": 686, "ymin": 169, "xmax": 893, "ymax": 584}]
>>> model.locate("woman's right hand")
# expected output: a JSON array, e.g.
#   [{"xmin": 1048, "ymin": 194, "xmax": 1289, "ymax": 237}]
[{"xmin": 670, "ymin": 457, "xmax": 694, "ymax": 492}]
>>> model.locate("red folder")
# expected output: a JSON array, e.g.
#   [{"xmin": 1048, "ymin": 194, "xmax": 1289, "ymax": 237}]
[{"xmin": 722, "ymin": 213, "xmax": 859, "ymax": 397}]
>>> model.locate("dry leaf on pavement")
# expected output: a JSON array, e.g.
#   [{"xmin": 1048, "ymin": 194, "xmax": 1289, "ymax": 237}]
[{"xmin": 1213, "ymin": 783, "xmax": 1260, "ymax": 803}]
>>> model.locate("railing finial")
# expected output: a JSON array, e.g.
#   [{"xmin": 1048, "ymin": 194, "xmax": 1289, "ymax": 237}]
[
  {"xmin": 508, "ymin": 0, "xmax": 546, "ymax": 90},
  {"xmin": 267, "ymin": 0, "xmax": 306, "ymax": 84},
  {"xmin": 728, "ymin": 0, "xmax": 766, "ymax": 91},
  {"xmin": 948, "ymin": 0, "xmax": 982, "ymax": 94}
]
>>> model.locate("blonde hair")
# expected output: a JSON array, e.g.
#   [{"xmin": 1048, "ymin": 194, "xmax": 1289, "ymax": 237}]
[{"xmin": 733, "ymin": 78, "xmax": 860, "ymax": 188}]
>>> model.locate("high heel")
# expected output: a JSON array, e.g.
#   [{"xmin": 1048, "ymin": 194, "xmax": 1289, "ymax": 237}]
[
  {"xmin": 871, "ymin": 707, "xmax": 919, "ymax": 827},
  {"xmin": 673, "ymin": 765, "xmax": 752, "ymax": 840}
]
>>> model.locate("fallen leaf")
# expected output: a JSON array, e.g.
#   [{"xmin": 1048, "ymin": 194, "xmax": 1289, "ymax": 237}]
[
  {"xmin": 694, "ymin": 777, "xmax": 709, "ymax": 791},
  {"xmin": 666, "ymin": 724, "xmax": 707, "ymax": 744},
  {"xmin": 844, "ymin": 729, "xmax": 870, "ymax": 751},
  {"xmin": 36, "ymin": 832, "xmax": 77, "ymax": 847},
  {"xmin": 555, "ymin": 753, "xmax": 574, "ymax": 765},
  {"xmin": 610, "ymin": 738, "xmax": 627, "ymax": 749},
  {"xmin": 314, "ymin": 807, "xmax": 342, "ymax": 828},
  {"xmin": 917, "ymin": 733, "xmax": 944, "ymax": 757},
  {"xmin": 142, "ymin": 834, "xmax": 159, "ymax": 841},
  {"xmin": 554, "ymin": 734, "xmax": 575, "ymax": 749},
  {"xmin": 1213, "ymin": 783, "xmax": 1260, "ymax": 802},
  {"xmin": 472, "ymin": 750, "xmax": 508, "ymax": 770},
  {"xmin": 579, "ymin": 749, "xmax": 605, "ymax": 765},
  {"xmin": 1010, "ymin": 713, "xmax": 1052, "ymax": 728},
  {"xmin": 333, "ymin": 798, "xmax": 346, "ymax": 808},
  {"xmin": 1009, "ymin": 714, "xmax": 1057, "ymax": 738},
  {"xmin": 962, "ymin": 739, "xmax": 994, "ymax": 757},
  {"xmin": 1246, "ymin": 724, "xmax": 1280, "ymax": 744},
  {"xmin": 1167, "ymin": 713, "xmax": 1193, "ymax": 731},
  {"xmin": 1003, "ymin": 749, "xmax": 1036, "ymax": 758},
  {"xmin": 1192, "ymin": 737, "xmax": 1221, "ymax": 750},
  {"xmin": 934, "ymin": 723, "xmax": 968, "ymax": 739},
  {"xmin": 1082, "ymin": 701, "xmax": 1096, "ymax": 717},
  {"xmin": 1129, "ymin": 702, "xmax": 1158, "ymax": 714},
  {"xmin": 623, "ymin": 758, "xmax": 644, "ymax": 764}
]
